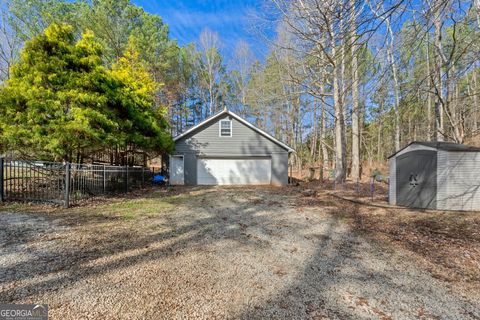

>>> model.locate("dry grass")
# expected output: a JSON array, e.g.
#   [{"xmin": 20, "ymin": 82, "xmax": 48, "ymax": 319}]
[
  {"xmin": 350, "ymin": 201, "xmax": 480, "ymax": 284},
  {"xmin": 297, "ymin": 179, "xmax": 480, "ymax": 286}
]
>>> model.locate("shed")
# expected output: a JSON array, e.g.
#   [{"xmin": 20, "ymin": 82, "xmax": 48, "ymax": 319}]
[
  {"xmin": 169, "ymin": 109, "xmax": 294, "ymax": 186},
  {"xmin": 388, "ymin": 141, "xmax": 480, "ymax": 210}
]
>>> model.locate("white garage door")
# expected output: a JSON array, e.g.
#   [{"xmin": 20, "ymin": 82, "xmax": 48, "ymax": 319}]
[{"xmin": 197, "ymin": 158, "xmax": 271, "ymax": 185}]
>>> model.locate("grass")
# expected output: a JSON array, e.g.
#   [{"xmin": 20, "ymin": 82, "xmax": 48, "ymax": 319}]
[
  {"xmin": 121, "ymin": 212, "xmax": 136, "ymax": 220},
  {"xmin": 98, "ymin": 195, "xmax": 186, "ymax": 220},
  {"xmin": 0, "ymin": 187, "xmax": 188, "ymax": 220}
]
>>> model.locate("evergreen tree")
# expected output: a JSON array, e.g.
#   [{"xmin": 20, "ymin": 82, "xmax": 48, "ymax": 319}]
[
  {"xmin": 0, "ymin": 24, "xmax": 173, "ymax": 161},
  {"xmin": 0, "ymin": 23, "xmax": 116, "ymax": 160},
  {"xmin": 111, "ymin": 36, "xmax": 173, "ymax": 153}
]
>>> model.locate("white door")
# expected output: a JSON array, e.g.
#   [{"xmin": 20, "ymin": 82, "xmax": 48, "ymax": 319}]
[
  {"xmin": 197, "ymin": 158, "xmax": 271, "ymax": 185},
  {"xmin": 170, "ymin": 156, "xmax": 184, "ymax": 185}
]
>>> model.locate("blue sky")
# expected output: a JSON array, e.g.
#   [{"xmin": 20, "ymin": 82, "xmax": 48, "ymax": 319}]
[{"xmin": 132, "ymin": 0, "xmax": 269, "ymax": 62}]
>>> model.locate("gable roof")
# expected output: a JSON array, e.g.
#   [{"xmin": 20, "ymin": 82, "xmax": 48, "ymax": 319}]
[
  {"xmin": 388, "ymin": 141, "xmax": 480, "ymax": 159},
  {"xmin": 173, "ymin": 109, "xmax": 295, "ymax": 153}
]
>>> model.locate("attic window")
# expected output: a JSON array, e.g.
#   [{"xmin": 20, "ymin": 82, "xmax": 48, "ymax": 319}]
[{"xmin": 219, "ymin": 119, "xmax": 232, "ymax": 137}]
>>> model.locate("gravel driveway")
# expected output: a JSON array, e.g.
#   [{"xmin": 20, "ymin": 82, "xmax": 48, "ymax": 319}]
[{"xmin": 1, "ymin": 186, "xmax": 479, "ymax": 319}]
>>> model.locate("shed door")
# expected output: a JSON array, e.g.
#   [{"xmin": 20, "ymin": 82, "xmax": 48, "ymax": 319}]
[
  {"xmin": 170, "ymin": 155, "xmax": 184, "ymax": 185},
  {"xmin": 197, "ymin": 158, "xmax": 271, "ymax": 185},
  {"xmin": 396, "ymin": 150, "xmax": 437, "ymax": 209}
]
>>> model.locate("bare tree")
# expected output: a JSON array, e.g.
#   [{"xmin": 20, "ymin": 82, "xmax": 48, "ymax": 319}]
[
  {"xmin": 350, "ymin": 0, "xmax": 361, "ymax": 180},
  {"xmin": 367, "ymin": 0, "xmax": 401, "ymax": 150},
  {"xmin": 432, "ymin": 0, "xmax": 446, "ymax": 141},
  {"xmin": 0, "ymin": 2, "xmax": 21, "ymax": 81},
  {"xmin": 269, "ymin": 0, "xmax": 350, "ymax": 183},
  {"xmin": 199, "ymin": 28, "xmax": 223, "ymax": 115},
  {"xmin": 233, "ymin": 40, "xmax": 254, "ymax": 115}
]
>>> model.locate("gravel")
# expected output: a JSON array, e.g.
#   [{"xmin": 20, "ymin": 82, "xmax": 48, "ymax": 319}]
[{"xmin": 1, "ymin": 186, "xmax": 479, "ymax": 319}]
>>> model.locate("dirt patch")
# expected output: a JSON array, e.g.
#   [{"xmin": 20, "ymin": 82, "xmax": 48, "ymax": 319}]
[
  {"xmin": 1, "ymin": 186, "xmax": 479, "ymax": 319},
  {"xmin": 298, "ymin": 181, "xmax": 480, "ymax": 286}
]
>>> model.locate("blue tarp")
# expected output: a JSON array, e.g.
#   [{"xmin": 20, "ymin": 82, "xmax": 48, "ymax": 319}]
[{"xmin": 153, "ymin": 175, "xmax": 166, "ymax": 183}]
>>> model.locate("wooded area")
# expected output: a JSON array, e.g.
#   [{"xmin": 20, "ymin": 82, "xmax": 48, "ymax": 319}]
[{"xmin": 0, "ymin": 0, "xmax": 479, "ymax": 181}]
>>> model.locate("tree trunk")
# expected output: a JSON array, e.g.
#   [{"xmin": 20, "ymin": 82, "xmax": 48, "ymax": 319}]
[
  {"xmin": 340, "ymin": 7, "xmax": 348, "ymax": 178},
  {"xmin": 426, "ymin": 38, "xmax": 433, "ymax": 140},
  {"xmin": 311, "ymin": 99, "xmax": 318, "ymax": 162},
  {"xmin": 209, "ymin": 80, "xmax": 214, "ymax": 115},
  {"xmin": 377, "ymin": 103, "xmax": 384, "ymax": 161},
  {"xmin": 320, "ymin": 98, "xmax": 329, "ymax": 180},
  {"xmin": 473, "ymin": 69, "xmax": 478, "ymax": 132},
  {"xmin": 331, "ymin": 25, "xmax": 346, "ymax": 184},
  {"xmin": 386, "ymin": 18, "xmax": 401, "ymax": 150},
  {"xmin": 433, "ymin": 0, "xmax": 445, "ymax": 141},
  {"xmin": 350, "ymin": 0, "xmax": 360, "ymax": 181},
  {"xmin": 475, "ymin": 0, "xmax": 480, "ymax": 26}
]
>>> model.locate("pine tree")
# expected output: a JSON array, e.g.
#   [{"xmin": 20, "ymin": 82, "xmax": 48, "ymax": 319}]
[
  {"xmin": 110, "ymin": 36, "xmax": 173, "ymax": 153},
  {"xmin": 0, "ymin": 23, "xmax": 117, "ymax": 161},
  {"xmin": 0, "ymin": 24, "xmax": 173, "ymax": 161}
]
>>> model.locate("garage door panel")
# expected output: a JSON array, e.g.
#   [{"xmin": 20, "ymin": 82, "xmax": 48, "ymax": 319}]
[{"xmin": 197, "ymin": 158, "xmax": 271, "ymax": 185}]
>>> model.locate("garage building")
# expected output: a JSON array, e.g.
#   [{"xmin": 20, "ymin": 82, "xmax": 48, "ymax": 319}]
[
  {"xmin": 169, "ymin": 109, "xmax": 294, "ymax": 186},
  {"xmin": 389, "ymin": 141, "xmax": 480, "ymax": 210}
]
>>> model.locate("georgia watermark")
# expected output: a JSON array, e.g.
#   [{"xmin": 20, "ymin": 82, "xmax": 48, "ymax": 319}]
[{"xmin": 0, "ymin": 304, "xmax": 48, "ymax": 320}]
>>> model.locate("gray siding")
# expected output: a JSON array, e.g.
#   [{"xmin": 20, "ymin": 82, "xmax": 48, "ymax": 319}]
[
  {"xmin": 271, "ymin": 153, "xmax": 288, "ymax": 185},
  {"xmin": 389, "ymin": 157, "xmax": 396, "ymax": 205},
  {"xmin": 175, "ymin": 114, "xmax": 287, "ymax": 155},
  {"xmin": 174, "ymin": 114, "xmax": 289, "ymax": 185},
  {"xmin": 183, "ymin": 153, "xmax": 198, "ymax": 185},
  {"xmin": 394, "ymin": 143, "xmax": 437, "ymax": 157},
  {"xmin": 437, "ymin": 151, "xmax": 480, "ymax": 210},
  {"xmin": 389, "ymin": 144, "xmax": 437, "ymax": 208},
  {"xmin": 436, "ymin": 150, "xmax": 449, "ymax": 210},
  {"xmin": 395, "ymin": 150, "xmax": 437, "ymax": 209}
]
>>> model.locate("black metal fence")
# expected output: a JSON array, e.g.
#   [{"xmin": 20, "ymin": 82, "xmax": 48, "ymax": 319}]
[{"xmin": 0, "ymin": 158, "xmax": 154, "ymax": 207}]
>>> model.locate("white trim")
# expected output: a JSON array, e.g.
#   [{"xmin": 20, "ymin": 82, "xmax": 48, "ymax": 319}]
[
  {"xmin": 218, "ymin": 119, "xmax": 232, "ymax": 137},
  {"xmin": 173, "ymin": 109, "xmax": 295, "ymax": 153}
]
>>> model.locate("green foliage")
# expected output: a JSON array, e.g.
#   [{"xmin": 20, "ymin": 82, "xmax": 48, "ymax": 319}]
[
  {"xmin": 3, "ymin": 0, "xmax": 233, "ymax": 136},
  {"xmin": 111, "ymin": 36, "xmax": 173, "ymax": 153},
  {"xmin": 7, "ymin": 0, "xmax": 86, "ymax": 40},
  {"xmin": 0, "ymin": 23, "xmax": 172, "ymax": 161},
  {"xmin": 6, "ymin": 0, "xmax": 180, "ymax": 105},
  {"xmin": 0, "ymin": 23, "xmax": 113, "ymax": 160}
]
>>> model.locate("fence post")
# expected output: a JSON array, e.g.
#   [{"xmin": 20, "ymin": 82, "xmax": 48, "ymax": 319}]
[
  {"xmin": 142, "ymin": 167, "xmax": 145, "ymax": 188},
  {"xmin": 64, "ymin": 163, "xmax": 70, "ymax": 208},
  {"xmin": 103, "ymin": 165, "xmax": 106, "ymax": 193},
  {"xmin": 0, "ymin": 157, "xmax": 4, "ymax": 202},
  {"xmin": 125, "ymin": 165, "xmax": 128, "ymax": 193}
]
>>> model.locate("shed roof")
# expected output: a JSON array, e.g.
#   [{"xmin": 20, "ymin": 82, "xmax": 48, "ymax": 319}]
[
  {"xmin": 388, "ymin": 141, "xmax": 480, "ymax": 159},
  {"xmin": 173, "ymin": 109, "xmax": 295, "ymax": 153}
]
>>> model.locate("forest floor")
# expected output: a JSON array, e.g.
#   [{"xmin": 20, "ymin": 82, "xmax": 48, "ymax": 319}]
[{"xmin": 1, "ymin": 184, "xmax": 479, "ymax": 319}]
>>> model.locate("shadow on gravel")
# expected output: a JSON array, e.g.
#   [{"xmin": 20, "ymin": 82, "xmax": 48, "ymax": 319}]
[
  {"xmin": 237, "ymin": 193, "xmax": 479, "ymax": 319},
  {"xmin": 1, "ymin": 186, "xmax": 478, "ymax": 319},
  {"xmin": 0, "ymin": 186, "xmax": 301, "ymax": 302}
]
